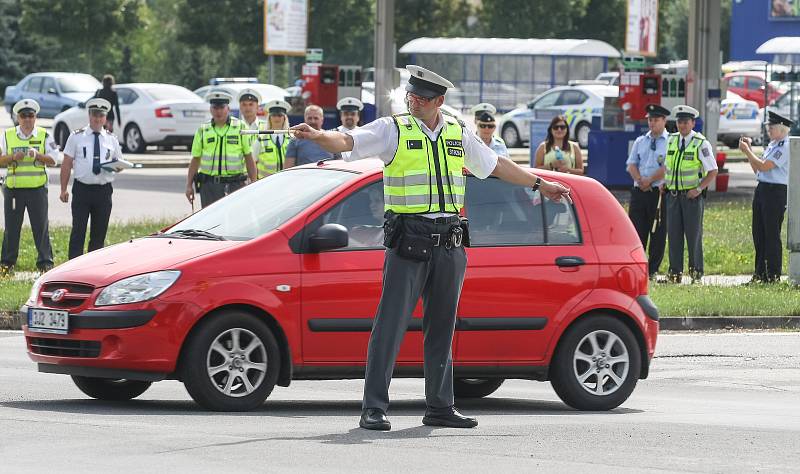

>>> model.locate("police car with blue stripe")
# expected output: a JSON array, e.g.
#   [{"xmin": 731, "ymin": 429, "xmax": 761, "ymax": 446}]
[
  {"xmin": 717, "ymin": 91, "xmax": 762, "ymax": 148},
  {"xmin": 498, "ymin": 82, "xmax": 617, "ymax": 149}
]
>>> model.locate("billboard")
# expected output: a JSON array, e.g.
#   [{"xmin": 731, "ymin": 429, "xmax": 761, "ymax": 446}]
[
  {"xmin": 263, "ymin": 0, "xmax": 308, "ymax": 56},
  {"xmin": 770, "ymin": 0, "xmax": 800, "ymax": 19},
  {"xmin": 625, "ymin": 0, "xmax": 659, "ymax": 57}
]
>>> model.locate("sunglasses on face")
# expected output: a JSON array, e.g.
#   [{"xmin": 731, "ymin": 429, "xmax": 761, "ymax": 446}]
[
  {"xmin": 406, "ymin": 92, "xmax": 435, "ymax": 104},
  {"xmin": 552, "ymin": 124, "xmax": 567, "ymax": 130},
  {"xmin": 478, "ymin": 123, "xmax": 496, "ymax": 129},
  {"xmin": 18, "ymin": 113, "xmax": 35, "ymax": 119}
]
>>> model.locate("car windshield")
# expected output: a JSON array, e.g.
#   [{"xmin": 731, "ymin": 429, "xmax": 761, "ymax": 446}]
[
  {"xmin": 163, "ymin": 168, "xmax": 354, "ymax": 240},
  {"xmin": 57, "ymin": 75, "xmax": 101, "ymax": 93},
  {"xmin": 146, "ymin": 85, "xmax": 201, "ymax": 102}
]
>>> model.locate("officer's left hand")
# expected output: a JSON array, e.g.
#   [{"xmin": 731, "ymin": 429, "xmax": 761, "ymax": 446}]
[
  {"xmin": 540, "ymin": 180, "xmax": 571, "ymax": 203},
  {"xmin": 687, "ymin": 188, "xmax": 702, "ymax": 199},
  {"xmin": 289, "ymin": 123, "xmax": 321, "ymax": 141}
]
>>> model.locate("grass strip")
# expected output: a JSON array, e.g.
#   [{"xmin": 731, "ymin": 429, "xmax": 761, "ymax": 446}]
[{"xmin": 650, "ymin": 282, "xmax": 800, "ymax": 317}]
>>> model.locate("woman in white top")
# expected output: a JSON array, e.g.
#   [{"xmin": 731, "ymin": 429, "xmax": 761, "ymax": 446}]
[{"xmin": 533, "ymin": 115, "xmax": 584, "ymax": 175}]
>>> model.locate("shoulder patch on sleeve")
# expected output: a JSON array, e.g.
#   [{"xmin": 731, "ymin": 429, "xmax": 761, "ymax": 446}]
[
  {"xmin": 774, "ymin": 151, "xmax": 782, "ymax": 160},
  {"xmin": 702, "ymin": 147, "xmax": 710, "ymax": 157}
]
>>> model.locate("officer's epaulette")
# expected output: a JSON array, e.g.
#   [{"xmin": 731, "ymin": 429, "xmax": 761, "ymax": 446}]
[
  {"xmin": 393, "ymin": 113, "xmax": 414, "ymax": 130},
  {"xmin": 778, "ymin": 140, "xmax": 785, "ymax": 147},
  {"xmin": 73, "ymin": 126, "xmax": 87, "ymax": 134},
  {"xmin": 441, "ymin": 109, "xmax": 466, "ymax": 128}
]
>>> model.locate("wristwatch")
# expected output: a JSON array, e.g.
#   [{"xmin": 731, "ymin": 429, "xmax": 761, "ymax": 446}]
[{"xmin": 532, "ymin": 176, "xmax": 542, "ymax": 192}]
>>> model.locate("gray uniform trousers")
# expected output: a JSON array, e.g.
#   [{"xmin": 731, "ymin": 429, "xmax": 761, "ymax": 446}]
[
  {"xmin": 666, "ymin": 192, "xmax": 705, "ymax": 276},
  {"xmin": 362, "ymin": 217, "xmax": 467, "ymax": 414},
  {"xmin": 1, "ymin": 185, "xmax": 53, "ymax": 268},
  {"xmin": 198, "ymin": 179, "xmax": 245, "ymax": 208}
]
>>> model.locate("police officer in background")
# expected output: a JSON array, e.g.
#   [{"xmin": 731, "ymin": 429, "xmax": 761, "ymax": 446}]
[
  {"xmin": 335, "ymin": 97, "xmax": 363, "ymax": 132},
  {"xmin": 237, "ymin": 88, "xmax": 263, "ymax": 131},
  {"xmin": 255, "ymin": 99, "xmax": 292, "ymax": 179},
  {"xmin": 291, "ymin": 65, "xmax": 570, "ymax": 431},
  {"xmin": 470, "ymin": 102, "xmax": 508, "ymax": 158},
  {"xmin": 626, "ymin": 104, "xmax": 669, "ymax": 279},
  {"xmin": 0, "ymin": 99, "xmax": 59, "ymax": 274},
  {"xmin": 739, "ymin": 111, "xmax": 794, "ymax": 283},
  {"xmin": 185, "ymin": 91, "xmax": 257, "ymax": 208},
  {"xmin": 60, "ymin": 98, "xmax": 123, "ymax": 259},
  {"xmin": 664, "ymin": 105, "xmax": 718, "ymax": 283}
]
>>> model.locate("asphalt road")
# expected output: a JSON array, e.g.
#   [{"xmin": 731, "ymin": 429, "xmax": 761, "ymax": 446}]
[{"xmin": 1, "ymin": 331, "xmax": 798, "ymax": 472}]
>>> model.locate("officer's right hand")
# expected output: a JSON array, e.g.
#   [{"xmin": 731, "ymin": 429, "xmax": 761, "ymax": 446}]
[
  {"xmin": 738, "ymin": 136, "xmax": 751, "ymax": 152},
  {"xmin": 11, "ymin": 151, "xmax": 24, "ymax": 162},
  {"xmin": 59, "ymin": 190, "xmax": 69, "ymax": 203},
  {"xmin": 185, "ymin": 185, "xmax": 194, "ymax": 204},
  {"xmin": 289, "ymin": 123, "xmax": 321, "ymax": 140},
  {"xmin": 540, "ymin": 180, "xmax": 571, "ymax": 203}
]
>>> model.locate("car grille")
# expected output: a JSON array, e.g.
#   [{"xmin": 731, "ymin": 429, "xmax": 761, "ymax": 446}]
[
  {"xmin": 29, "ymin": 338, "xmax": 101, "ymax": 358},
  {"xmin": 40, "ymin": 282, "xmax": 95, "ymax": 309}
]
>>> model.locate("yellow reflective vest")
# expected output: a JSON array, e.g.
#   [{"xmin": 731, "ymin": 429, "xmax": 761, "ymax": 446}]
[{"xmin": 3, "ymin": 127, "xmax": 47, "ymax": 188}]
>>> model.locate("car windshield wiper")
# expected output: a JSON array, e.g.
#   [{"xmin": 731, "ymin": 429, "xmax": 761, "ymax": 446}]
[{"xmin": 160, "ymin": 229, "xmax": 227, "ymax": 241}]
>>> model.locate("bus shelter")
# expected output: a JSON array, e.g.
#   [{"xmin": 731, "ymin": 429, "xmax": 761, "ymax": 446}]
[
  {"xmin": 757, "ymin": 36, "xmax": 800, "ymax": 129},
  {"xmin": 399, "ymin": 37, "xmax": 621, "ymax": 112}
]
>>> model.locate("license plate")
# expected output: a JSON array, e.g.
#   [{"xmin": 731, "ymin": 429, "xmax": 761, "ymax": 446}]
[
  {"xmin": 28, "ymin": 308, "xmax": 69, "ymax": 334},
  {"xmin": 183, "ymin": 110, "xmax": 206, "ymax": 118}
]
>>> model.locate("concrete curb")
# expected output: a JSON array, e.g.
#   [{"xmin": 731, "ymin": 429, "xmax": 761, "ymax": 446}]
[{"xmin": 2, "ymin": 311, "xmax": 798, "ymax": 331}]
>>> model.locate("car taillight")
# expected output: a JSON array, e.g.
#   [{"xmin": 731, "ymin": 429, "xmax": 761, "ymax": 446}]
[{"xmin": 155, "ymin": 107, "xmax": 173, "ymax": 118}]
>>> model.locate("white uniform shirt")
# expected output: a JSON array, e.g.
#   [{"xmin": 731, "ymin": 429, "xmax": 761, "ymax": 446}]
[
  {"xmin": 346, "ymin": 113, "xmax": 498, "ymax": 179},
  {"xmin": 63, "ymin": 127, "xmax": 123, "ymax": 185},
  {"xmin": 335, "ymin": 124, "xmax": 357, "ymax": 159},
  {"xmin": 678, "ymin": 130, "xmax": 718, "ymax": 173},
  {"xmin": 0, "ymin": 126, "xmax": 61, "ymax": 178},
  {"xmin": 241, "ymin": 117, "xmax": 263, "ymax": 158}
]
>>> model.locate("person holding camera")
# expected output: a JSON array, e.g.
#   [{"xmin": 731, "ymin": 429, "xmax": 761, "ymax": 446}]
[
  {"xmin": 739, "ymin": 111, "xmax": 794, "ymax": 283},
  {"xmin": 291, "ymin": 65, "xmax": 570, "ymax": 432},
  {"xmin": 0, "ymin": 99, "xmax": 59, "ymax": 274}
]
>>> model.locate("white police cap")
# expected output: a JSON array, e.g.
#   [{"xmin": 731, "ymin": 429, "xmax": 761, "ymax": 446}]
[
  {"xmin": 237, "ymin": 88, "xmax": 262, "ymax": 103},
  {"xmin": 207, "ymin": 90, "xmax": 233, "ymax": 105},
  {"xmin": 86, "ymin": 97, "xmax": 111, "ymax": 114},
  {"xmin": 672, "ymin": 105, "xmax": 699, "ymax": 119},
  {"xmin": 405, "ymin": 65, "xmax": 454, "ymax": 98},
  {"xmin": 264, "ymin": 99, "xmax": 291, "ymax": 114},
  {"xmin": 336, "ymin": 97, "xmax": 364, "ymax": 112},
  {"xmin": 12, "ymin": 99, "xmax": 40, "ymax": 115},
  {"xmin": 470, "ymin": 102, "xmax": 496, "ymax": 118}
]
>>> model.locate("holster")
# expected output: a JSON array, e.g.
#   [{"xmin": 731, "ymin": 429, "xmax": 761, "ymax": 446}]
[
  {"xmin": 458, "ymin": 217, "xmax": 471, "ymax": 248},
  {"xmin": 383, "ymin": 211, "xmax": 402, "ymax": 248}
]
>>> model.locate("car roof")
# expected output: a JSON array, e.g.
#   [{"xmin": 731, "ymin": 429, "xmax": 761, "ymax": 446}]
[
  {"xmin": 28, "ymin": 72, "xmax": 97, "ymax": 78},
  {"xmin": 725, "ymin": 71, "xmax": 765, "ymax": 79}
]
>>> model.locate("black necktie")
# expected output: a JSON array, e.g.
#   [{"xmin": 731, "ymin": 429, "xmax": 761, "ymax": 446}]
[
  {"xmin": 679, "ymin": 138, "xmax": 686, "ymax": 153},
  {"xmin": 92, "ymin": 132, "xmax": 101, "ymax": 175}
]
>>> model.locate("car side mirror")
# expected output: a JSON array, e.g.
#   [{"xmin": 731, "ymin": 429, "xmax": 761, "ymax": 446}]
[
  {"xmin": 47, "ymin": 88, "xmax": 57, "ymax": 95},
  {"xmin": 309, "ymin": 223, "xmax": 349, "ymax": 252}
]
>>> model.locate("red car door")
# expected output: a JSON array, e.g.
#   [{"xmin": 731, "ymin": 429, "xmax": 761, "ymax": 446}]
[
  {"xmin": 299, "ymin": 180, "xmax": 425, "ymax": 364},
  {"xmin": 456, "ymin": 177, "xmax": 598, "ymax": 364}
]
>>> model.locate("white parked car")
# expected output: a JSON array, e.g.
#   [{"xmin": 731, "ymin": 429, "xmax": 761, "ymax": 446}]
[
  {"xmin": 53, "ymin": 83, "xmax": 210, "ymax": 153},
  {"xmin": 718, "ymin": 91, "xmax": 763, "ymax": 148},
  {"xmin": 193, "ymin": 83, "xmax": 289, "ymax": 118},
  {"xmin": 498, "ymin": 84, "xmax": 617, "ymax": 148}
]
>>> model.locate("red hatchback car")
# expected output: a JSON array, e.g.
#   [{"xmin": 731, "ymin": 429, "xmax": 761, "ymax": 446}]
[
  {"xmin": 723, "ymin": 71, "xmax": 785, "ymax": 108},
  {"xmin": 22, "ymin": 159, "xmax": 659, "ymax": 412}
]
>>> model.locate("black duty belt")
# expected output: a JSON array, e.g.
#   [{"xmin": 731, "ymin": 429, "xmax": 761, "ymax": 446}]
[
  {"xmin": 401, "ymin": 214, "xmax": 461, "ymax": 225},
  {"xmin": 197, "ymin": 174, "xmax": 246, "ymax": 184}
]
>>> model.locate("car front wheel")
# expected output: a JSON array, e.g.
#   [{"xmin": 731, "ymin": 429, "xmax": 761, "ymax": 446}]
[
  {"xmin": 550, "ymin": 315, "xmax": 641, "ymax": 410},
  {"xmin": 453, "ymin": 378, "xmax": 504, "ymax": 398},
  {"xmin": 71, "ymin": 376, "xmax": 152, "ymax": 401},
  {"xmin": 501, "ymin": 123, "xmax": 521, "ymax": 148},
  {"xmin": 181, "ymin": 311, "xmax": 280, "ymax": 411},
  {"xmin": 124, "ymin": 123, "xmax": 147, "ymax": 153}
]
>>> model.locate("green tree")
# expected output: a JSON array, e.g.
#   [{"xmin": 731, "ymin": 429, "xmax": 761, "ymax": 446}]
[
  {"xmin": 477, "ymin": 0, "xmax": 591, "ymax": 39},
  {"xmin": 0, "ymin": 0, "xmax": 42, "ymax": 93},
  {"xmin": 308, "ymin": 0, "xmax": 374, "ymax": 66}
]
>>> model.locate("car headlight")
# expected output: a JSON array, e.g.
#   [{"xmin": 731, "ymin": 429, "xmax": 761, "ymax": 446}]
[
  {"xmin": 95, "ymin": 270, "xmax": 181, "ymax": 306},
  {"xmin": 26, "ymin": 276, "xmax": 44, "ymax": 306}
]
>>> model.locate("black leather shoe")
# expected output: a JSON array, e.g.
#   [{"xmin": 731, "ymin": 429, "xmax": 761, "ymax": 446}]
[
  {"xmin": 360, "ymin": 408, "xmax": 390, "ymax": 431},
  {"xmin": 422, "ymin": 407, "xmax": 478, "ymax": 428}
]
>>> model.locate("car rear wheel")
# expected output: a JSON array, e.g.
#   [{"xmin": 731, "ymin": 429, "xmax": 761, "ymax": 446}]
[
  {"xmin": 453, "ymin": 378, "xmax": 504, "ymax": 398},
  {"xmin": 575, "ymin": 122, "xmax": 591, "ymax": 149},
  {"xmin": 501, "ymin": 123, "xmax": 521, "ymax": 148},
  {"xmin": 550, "ymin": 315, "xmax": 641, "ymax": 411},
  {"xmin": 54, "ymin": 123, "xmax": 71, "ymax": 150},
  {"xmin": 181, "ymin": 311, "xmax": 280, "ymax": 411},
  {"xmin": 124, "ymin": 123, "xmax": 147, "ymax": 154},
  {"xmin": 71, "ymin": 376, "xmax": 152, "ymax": 401}
]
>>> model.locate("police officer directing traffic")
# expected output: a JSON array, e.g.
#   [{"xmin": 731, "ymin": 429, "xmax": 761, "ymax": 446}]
[
  {"xmin": 0, "ymin": 99, "xmax": 59, "ymax": 274},
  {"xmin": 290, "ymin": 65, "xmax": 570, "ymax": 431},
  {"xmin": 59, "ymin": 98, "xmax": 123, "ymax": 259},
  {"xmin": 186, "ymin": 91, "xmax": 257, "ymax": 208},
  {"xmin": 664, "ymin": 105, "xmax": 718, "ymax": 283},
  {"xmin": 470, "ymin": 102, "xmax": 508, "ymax": 158},
  {"xmin": 255, "ymin": 99, "xmax": 292, "ymax": 179},
  {"xmin": 626, "ymin": 103, "xmax": 669, "ymax": 279},
  {"xmin": 739, "ymin": 110, "xmax": 794, "ymax": 283}
]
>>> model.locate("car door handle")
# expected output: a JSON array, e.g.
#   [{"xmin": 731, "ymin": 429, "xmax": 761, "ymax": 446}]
[{"xmin": 555, "ymin": 256, "xmax": 585, "ymax": 267}]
